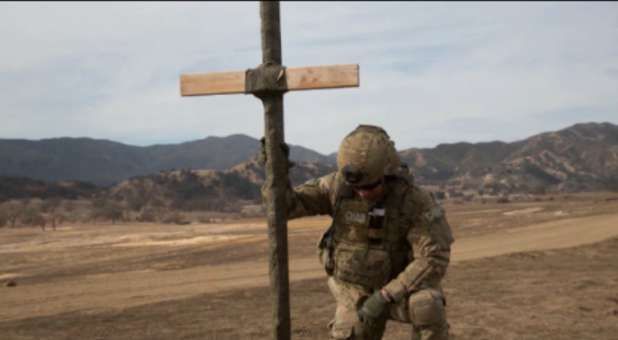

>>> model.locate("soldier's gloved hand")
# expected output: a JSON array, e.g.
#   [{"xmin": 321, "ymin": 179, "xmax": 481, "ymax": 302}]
[
  {"xmin": 258, "ymin": 137, "xmax": 295, "ymax": 169},
  {"xmin": 258, "ymin": 137, "xmax": 268, "ymax": 167},
  {"xmin": 358, "ymin": 290, "xmax": 390, "ymax": 324}
]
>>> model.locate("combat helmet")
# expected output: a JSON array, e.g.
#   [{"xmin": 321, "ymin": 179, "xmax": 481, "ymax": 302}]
[{"xmin": 337, "ymin": 125, "xmax": 400, "ymax": 187}]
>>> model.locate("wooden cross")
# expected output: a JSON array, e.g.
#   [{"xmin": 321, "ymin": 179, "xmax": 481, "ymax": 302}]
[{"xmin": 179, "ymin": 2, "xmax": 359, "ymax": 339}]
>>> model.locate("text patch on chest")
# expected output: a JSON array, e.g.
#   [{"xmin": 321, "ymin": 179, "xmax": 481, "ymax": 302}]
[{"xmin": 344, "ymin": 211, "xmax": 367, "ymax": 224}]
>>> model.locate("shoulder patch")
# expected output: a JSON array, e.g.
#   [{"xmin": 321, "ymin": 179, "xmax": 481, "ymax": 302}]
[{"xmin": 402, "ymin": 184, "xmax": 440, "ymax": 222}]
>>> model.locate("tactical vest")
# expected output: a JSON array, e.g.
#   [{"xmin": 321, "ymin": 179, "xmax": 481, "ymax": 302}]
[{"xmin": 330, "ymin": 176, "xmax": 412, "ymax": 289}]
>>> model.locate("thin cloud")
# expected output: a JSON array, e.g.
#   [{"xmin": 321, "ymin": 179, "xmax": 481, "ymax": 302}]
[{"xmin": 0, "ymin": 2, "xmax": 616, "ymax": 154}]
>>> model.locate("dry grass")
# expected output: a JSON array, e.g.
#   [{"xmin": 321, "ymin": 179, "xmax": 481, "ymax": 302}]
[{"xmin": 1, "ymin": 192, "xmax": 617, "ymax": 339}]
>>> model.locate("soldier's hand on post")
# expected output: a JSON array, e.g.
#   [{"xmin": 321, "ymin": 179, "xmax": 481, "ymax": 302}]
[
  {"xmin": 258, "ymin": 137, "xmax": 295, "ymax": 169},
  {"xmin": 258, "ymin": 137, "xmax": 268, "ymax": 166},
  {"xmin": 358, "ymin": 289, "xmax": 391, "ymax": 324}
]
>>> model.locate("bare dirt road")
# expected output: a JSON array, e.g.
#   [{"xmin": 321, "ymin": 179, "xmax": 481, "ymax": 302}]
[{"xmin": 2, "ymin": 208, "xmax": 618, "ymax": 323}]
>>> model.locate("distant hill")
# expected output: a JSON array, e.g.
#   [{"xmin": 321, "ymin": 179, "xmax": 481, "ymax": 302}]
[
  {"xmin": 1, "ymin": 122, "xmax": 617, "ymax": 200},
  {"xmin": 400, "ymin": 122, "xmax": 618, "ymax": 193},
  {"xmin": 0, "ymin": 134, "xmax": 334, "ymax": 185},
  {"xmin": 103, "ymin": 158, "xmax": 336, "ymax": 213},
  {"xmin": 2, "ymin": 121, "xmax": 617, "ymax": 223}
]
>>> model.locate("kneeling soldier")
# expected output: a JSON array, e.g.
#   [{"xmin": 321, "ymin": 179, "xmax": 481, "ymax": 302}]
[{"xmin": 282, "ymin": 125, "xmax": 454, "ymax": 340}]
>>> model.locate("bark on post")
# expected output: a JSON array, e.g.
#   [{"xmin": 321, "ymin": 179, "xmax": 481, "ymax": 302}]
[{"xmin": 258, "ymin": 2, "xmax": 291, "ymax": 340}]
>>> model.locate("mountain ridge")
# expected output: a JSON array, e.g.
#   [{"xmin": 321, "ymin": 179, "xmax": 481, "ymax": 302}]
[
  {"xmin": 1, "ymin": 122, "xmax": 617, "ymax": 193},
  {"xmin": 399, "ymin": 121, "xmax": 618, "ymax": 193},
  {"xmin": 0, "ymin": 133, "xmax": 333, "ymax": 185}
]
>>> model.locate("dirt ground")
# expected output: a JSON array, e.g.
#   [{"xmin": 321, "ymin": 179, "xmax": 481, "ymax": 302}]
[{"xmin": 1, "ymin": 192, "xmax": 617, "ymax": 339}]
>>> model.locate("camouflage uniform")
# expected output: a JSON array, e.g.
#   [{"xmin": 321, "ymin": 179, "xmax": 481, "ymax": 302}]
[{"xmin": 285, "ymin": 138, "xmax": 454, "ymax": 339}]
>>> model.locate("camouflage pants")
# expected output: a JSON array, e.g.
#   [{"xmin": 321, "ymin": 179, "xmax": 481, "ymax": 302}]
[{"xmin": 327, "ymin": 277, "xmax": 449, "ymax": 340}]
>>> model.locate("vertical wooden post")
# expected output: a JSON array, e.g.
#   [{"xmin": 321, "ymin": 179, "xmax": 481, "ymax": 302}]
[
  {"xmin": 258, "ymin": 2, "xmax": 291, "ymax": 340},
  {"xmin": 179, "ymin": 3, "xmax": 359, "ymax": 338}
]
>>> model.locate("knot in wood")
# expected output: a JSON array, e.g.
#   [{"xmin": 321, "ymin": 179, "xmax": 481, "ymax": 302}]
[{"xmin": 245, "ymin": 63, "xmax": 288, "ymax": 96}]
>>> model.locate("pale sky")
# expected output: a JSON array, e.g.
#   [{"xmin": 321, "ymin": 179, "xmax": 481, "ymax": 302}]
[{"xmin": 1, "ymin": 2, "xmax": 617, "ymax": 154}]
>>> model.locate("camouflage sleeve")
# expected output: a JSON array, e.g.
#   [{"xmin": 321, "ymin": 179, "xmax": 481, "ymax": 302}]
[
  {"xmin": 285, "ymin": 172, "xmax": 337, "ymax": 219},
  {"xmin": 382, "ymin": 188, "xmax": 454, "ymax": 302}
]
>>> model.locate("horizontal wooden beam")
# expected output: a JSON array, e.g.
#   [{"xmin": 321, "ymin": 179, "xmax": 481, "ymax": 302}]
[
  {"xmin": 181, "ymin": 71, "xmax": 245, "ymax": 96},
  {"xmin": 180, "ymin": 64, "xmax": 359, "ymax": 96},
  {"xmin": 287, "ymin": 64, "xmax": 359, "ymax": 91}
]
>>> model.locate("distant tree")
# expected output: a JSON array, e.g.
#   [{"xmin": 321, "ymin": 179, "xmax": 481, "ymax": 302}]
[
  {"xmin": 126, "ymin": 194, "xmax": 145, "ymax": 211},
  {"xmin": 497, "ymin": 196, "xmax": 511, "ymax": 204},
  {"xmin": 1, "ymin": 201, "xmax": 22, "ymax": 228},
  {"xmin": 162, "ymin": 211, "xmax": 189, "ymax": 225},
  {"xmin": 530, "ymin": 185, "xmax": 547, "ymax": 195},
  {"xmin": 41, "ymin": 198, "xmax": 62, "ymax": 230},
  {"xmin": 0, "ymin": 210, "xmax": 7, "ymax": 228},
  {"xmin": 125, "ymin": 183, "xmax": 149, "ymax": 211},
  {"xmin": 136, "ymin": 207, "xmax": 159, "ymax": 223},
  {"xmin": 220, "ymin": 173, "xmax": 260, "ymax": 200},
  {"xmin": 149, "ymin": 196, "xmax": 166, "ymax": 208},
  {"xmin": 90, "ymin": 199, "xmax": 124, "ymax": 224},
  {"xmin": 20, "ymin": 206, "xmax": 46, "ymax": 230},
  {"xmin": 63, "ymin": 200, "xmax": 76, "ymax": 213}
]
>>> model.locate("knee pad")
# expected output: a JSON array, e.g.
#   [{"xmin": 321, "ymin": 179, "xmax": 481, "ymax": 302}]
[{"xmin": 408, "ymin": 289, "xmax": 446, "ymax": 327}]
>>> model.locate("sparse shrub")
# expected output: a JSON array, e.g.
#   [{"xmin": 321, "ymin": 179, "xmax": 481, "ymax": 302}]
[
  {"xmin": 127, "ymin": 195, "xmax": 147, "ymax": 211},
  {"xmin": 53, "ymin": 213, "xmax": 67, "ymax": 227},
  {"xmin": 149, "ymin": 196, "xmax": 166, "ymax": 208},
  {"xmin": 220, "ymin": 173, "xmax": 260, "ymax": 200},
  {"xmin": 240, "ymin": 204, "xmax": 264, "ymax": 217},
  {"xmin": 41, "ymin": 198, "xmax": 63, "ymax": 230},
  {"xmin": 162, "ymin": 212, "xmax": 189, "ymax": 225},
  {"xmin": 90, "ymin": 200, "xmax": 124, "ymax": 224},
  {"xmin": 20, "ymin": 206, "xmax": 46, "ymax": 229},
  {"xmin": 197, "ymin": 216, "xmax": 213, "ymax": 224},
  {"xmin": 530, "ymin": 185, "xmax": 547, "ymax": 195},
  {"xmin": 497, "ymin": 196, "xmax": 511, "ymax": 204},
  {"xmin": 63, "ymin": 200, "xmax": 76, "ymax": 213},
  {"xmin": 41, "ymin": 198, "xmax": 61, "ymax": 214},
  {"xmin": 433, "ymin": 191, "xmax": 446, "ymax": 200},
  {"xmin": 448, "ymin": 190, "xmax": 464, "ymax": 198},
  {"xmin": 5, "ymin": 205, "xmax": 21, "ymax": 228},
  {"xmin": 0, "ymin": 211, "xmax": 7, "ymax": 228},
  {"xmin": 137, "ymin": 207, "xmax": 159, "ymax": 222}
]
